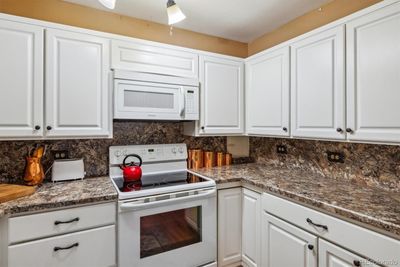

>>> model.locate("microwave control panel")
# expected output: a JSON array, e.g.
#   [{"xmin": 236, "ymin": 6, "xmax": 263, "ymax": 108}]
[{"xmin": 184, "ymin": 87, "xmax": 199, "ymax": 120}]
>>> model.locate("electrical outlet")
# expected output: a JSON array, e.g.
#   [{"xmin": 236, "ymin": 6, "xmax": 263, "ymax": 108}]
[
  {"xmin": 51, "ymin": 150, "xmax": 69, "ymax": 160},
  {"xmin": 327, "ymin": 151, "xmax": 345, "ymax": 163},
  {"xmin": 276, "ymin": 145, "xmax": 288, "ymax": 154}
]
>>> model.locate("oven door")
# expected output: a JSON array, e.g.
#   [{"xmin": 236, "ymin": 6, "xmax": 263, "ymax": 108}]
[
  {"xmin": 118, "ymin": 187, "xmax": 217, "ymax": 267},
  {"xmin": 114, "ymin": 79, "xmax": 186, "ymax": 120}
]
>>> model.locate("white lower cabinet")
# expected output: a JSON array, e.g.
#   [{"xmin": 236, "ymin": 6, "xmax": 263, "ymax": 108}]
[
  {"xmin": 262, "ymin": 193, "xmax": 400, "ymax": 267},
  {"xmin": 242, "ymin": 188, "xmax": 261, "ymax": 267},
  {"xmin": 8, "ymin": 225, "xmax": 115, "ymax": 267},
  {"xmin": 319, "ymin": 239, "xmax": 379, "ymax": 267},
  {"xmin": 2, "ymin": 203, "xmax": 116, "ymax": 267},
  {"xmin": 218, "ymin": 188, "xmax": 242, "ymax": 266},
  {"xmin": 261, "ymin": 212, "xmax": 317, "ymax": 267}
]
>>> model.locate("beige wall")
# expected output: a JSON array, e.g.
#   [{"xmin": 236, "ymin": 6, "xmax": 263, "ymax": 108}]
[
  {"xmin": 0, "ymin": 0, "xmax": 248, "ymax": 58},
  {"xmin": 248, "ymin": 0, "xmax": 382, "ymax": 56},
  {"xmin": 0, "ymin": 0, "xmax": 384, "ymax": 58}
]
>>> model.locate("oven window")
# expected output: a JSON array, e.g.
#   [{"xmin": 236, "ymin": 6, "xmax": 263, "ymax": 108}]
[{"xmin": 140, "ymin": 206, "xmax": 202, "ymax": 258}]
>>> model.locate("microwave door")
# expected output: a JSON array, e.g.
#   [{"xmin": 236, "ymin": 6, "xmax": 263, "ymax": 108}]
[{"xmin": 114, "ymin": 80, "xmax": 182, "ymax": 120}]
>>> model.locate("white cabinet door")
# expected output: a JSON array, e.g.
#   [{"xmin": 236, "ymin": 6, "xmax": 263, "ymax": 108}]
[
  {"xmin": 8, "ymin": 225, "xmax": 116, "ymax": 267},
  {"xmin": 200, "ymin": 56, "xmax": 244, "ymax": 135},
  {"xmin": 291, "ymin": 25, "xmax": 345, "ymax": 140},
  {"xmin": 246, "ymin": 46, "xmax": 290, "ymax": 136},
  {"xmin": 346, "ymin": 2, "xmax": 400, "ymax": 143},
  {"xmin": 261, "ymin": 212, "xmax": 317, "ymax": 267},
  {"xmin": 242, "ymin": 189, "xmax": 261, "ymax": 267},
  {"xmin": 218, "ymin": 188, "xmax": 242, "ymax": 266},
  {"xmin": 45, "ymin": 29, "xmax": 111, "ymax": 138},
  {"xmin": 0, "ymin": 20, "xmax": 43, "ymax": 138},
  {"xmin": 111, "ymin": 40, "xmax": 198, "ymax": 79},
  {"xmin": 319, "ymin": 239, "xmax": 380, "ymax": 267}
]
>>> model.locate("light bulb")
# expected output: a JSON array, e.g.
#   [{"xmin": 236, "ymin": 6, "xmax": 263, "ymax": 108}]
[
  {"xmin": 98, "ymin": 0, "xmax": 116, "ymax": 9},
  {"xmin": 167, "ymin": 0, "xmax": 186, "ymax": 25}
]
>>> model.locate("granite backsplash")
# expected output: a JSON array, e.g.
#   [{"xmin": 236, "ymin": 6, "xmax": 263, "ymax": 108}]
[
  {"xmin": 0, "ymin": 121, "xmax": 226, "ymax": 183},
  {"xmin": 250, "ymin": 137, "xmax": 400, "ymax": 191}
]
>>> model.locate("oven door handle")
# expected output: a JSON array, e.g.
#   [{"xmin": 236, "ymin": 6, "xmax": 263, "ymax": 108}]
[{"xmin": 119, "ymin": 188, "xmax": 216, "ymax": 212}]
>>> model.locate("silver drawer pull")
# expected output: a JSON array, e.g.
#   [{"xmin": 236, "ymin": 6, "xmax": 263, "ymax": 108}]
[
  {"xmin": 306, "ymin": 218, "xmax": 328, "ymax": 230},
  {"xmin": 54, "ymin": 217, "xmax": 80, "ymax": 225},
  {"xmin": 54, "ymin": 242, "xmax": 79, "ymax": 252}
]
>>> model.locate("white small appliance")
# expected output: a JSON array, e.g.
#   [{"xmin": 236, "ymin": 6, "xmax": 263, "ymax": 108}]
[
  {"xmin": 113, "ymin": 70, "xmax": 199, "ymax": 121},
  {"xmin": 51, "ymin": 158, "xmax": 85, "ymax": 182},
  {"xmin": 109, "ymin": 144, "xmax": 217, "ymax": 267}
]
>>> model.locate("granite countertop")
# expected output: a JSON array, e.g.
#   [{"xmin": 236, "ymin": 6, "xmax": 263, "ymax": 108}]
[
  {"xmin": 0, "ymin": 177, "xmax": 117, "ymax": 217},
  {"xmin": 192, "ymin": 163, "xmax": 400, "ymax": 239}
]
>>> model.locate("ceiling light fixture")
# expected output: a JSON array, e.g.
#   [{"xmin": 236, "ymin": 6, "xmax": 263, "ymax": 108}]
[
  {"xmin": 98, "ymin": 0, "xmax": 116, "ymax": 9},
  {"xmin": 166, "ymin": 0, "xmax": 186, "ymax": 25},
  {"xmin": 97, "ymin": 0, "xmax": 186, "ymax": 25}
]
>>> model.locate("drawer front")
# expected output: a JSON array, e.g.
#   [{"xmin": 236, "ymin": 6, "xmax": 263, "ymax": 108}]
[
  {"xmin": 9, "ymin": 202, "xmax": 116, "ymax": 244},
  {"xmin": 262, "ymin": 193, "xmax": 400, "ymax": 266},
  {"xmin": 8, "ymin": 225, "xmax": 116, "ymax": 267},
  {"xmin": 111, "ymin": 40, "xmax": 199, "ymax": 78}
]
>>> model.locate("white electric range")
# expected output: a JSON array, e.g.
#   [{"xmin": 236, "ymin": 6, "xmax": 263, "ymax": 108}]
[{"xmin": 109, "ymin": 143, "xmax": 217, "ymax": 267}]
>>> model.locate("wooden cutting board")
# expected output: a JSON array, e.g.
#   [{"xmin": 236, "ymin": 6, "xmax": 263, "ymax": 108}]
[{"xmin": 0, "ymin": 184, "xmax": 36, "ymax": 203}]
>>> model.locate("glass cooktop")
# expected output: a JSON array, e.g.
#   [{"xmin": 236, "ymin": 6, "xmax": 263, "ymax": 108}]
[{"xmin": 112, "ymin": 171, "xmax": 209, "ymax": 193}]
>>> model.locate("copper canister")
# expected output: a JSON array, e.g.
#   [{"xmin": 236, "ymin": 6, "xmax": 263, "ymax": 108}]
[
  {"xmin": 216, "ymin": 152, "xmax": 225, "ymax": 166},
  {"xmin": 188, "ymin": 149, "xmax": 193, "ymax": 169},
  {"xmin": 190, "ymin": 149, "xmax": 203, "ymax": 170},
  {"xmin": 203, "ymin": 151, "xmax": 215, "ymax": 168},
  {"xmin": 225, "ymin": 153, "xmax": 233, "ymax": 165}
]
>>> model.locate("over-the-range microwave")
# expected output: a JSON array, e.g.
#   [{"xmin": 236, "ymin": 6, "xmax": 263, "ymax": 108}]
[{"xmin": 114, "ymin": 70, "xmax": 199, "ymax": 121}]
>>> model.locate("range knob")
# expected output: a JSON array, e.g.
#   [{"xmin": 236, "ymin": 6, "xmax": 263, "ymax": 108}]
[
  {"xmin": 122, "ymin": 149, "xmax": 128, "ymax": 156},
  {"xmin": 178, "ymin": 147, "xmax": 184, "ymax": 153},
  {"xmin": 171, "ymin": 147, "xmax": 177, "ymax": 154},
  {"xmin": 114, "ymin": 150, "xmax": 121, "ymax": 157}
]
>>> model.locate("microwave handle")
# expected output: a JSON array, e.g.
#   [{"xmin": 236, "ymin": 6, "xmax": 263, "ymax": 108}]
[
  {"xmin": 179, "ymin": 87, "xmax": 185, "ymax": 117},
  {"xmin": 120, "ymin": 188, "xmax": 216, "ymax": 212}
]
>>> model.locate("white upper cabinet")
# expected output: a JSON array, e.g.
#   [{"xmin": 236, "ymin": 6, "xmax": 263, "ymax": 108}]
[
  {"xmin": 45, "ymin": 29, "xmax": 111, "ymax": 138},
  {"xmin": 198, "ymin": 55, "xmax": 244, "ymax": 135},
  {"xmin": 261, "ymin": 212, "xmax": 317, "ymax": 267},
  {"xmin": 346, "ymin": 2, "xmax": 400, "ymax": 143},
  {"xmin": 111, "ymin": 40, "xmax": 198, "ymax": 79},
  {"xmin": 0, "ymin": 20, "xmax": 44, "ymax": 138},
  {"xmin": 291, "ymin": 25, "xmax": 345, "ymax": 140},
  {"xmin": 246, "ymin": 46, "xmax": 290, "ymax": 136}
]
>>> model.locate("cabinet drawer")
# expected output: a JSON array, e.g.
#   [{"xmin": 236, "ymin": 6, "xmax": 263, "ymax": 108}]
[
  {"xmin": 111, "ymin": 40, "xmax": 198, "ymax": 78},
  {"xmin": 9, "ymin": 203, "xmax": 116, "ymax": 244},
  {"xmin": 262, "ymin": 193, "xmax": 400, "ymax": 266},
  {"xmin": 8, "ymin": 225, "xmax": 116, "ymax": 267}
]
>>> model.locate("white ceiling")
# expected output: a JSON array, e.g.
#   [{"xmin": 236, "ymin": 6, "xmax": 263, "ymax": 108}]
[{"xmin": 65, "ymin": 0, "xmax": 332, "ymax": 42}]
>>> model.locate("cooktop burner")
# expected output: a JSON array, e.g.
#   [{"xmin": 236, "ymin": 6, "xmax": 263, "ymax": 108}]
[{"xmin": 113, "ymin": 171, "xmax": 209, "ymax": 193}]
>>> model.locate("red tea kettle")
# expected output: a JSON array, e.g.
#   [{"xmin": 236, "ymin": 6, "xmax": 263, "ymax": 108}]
[{"xmin": 120, "ymin": 154, "xmax": 143, "ymax": 182}]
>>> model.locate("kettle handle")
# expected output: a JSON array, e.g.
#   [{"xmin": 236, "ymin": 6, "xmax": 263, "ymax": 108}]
[{"xmin": 122, "ymin": 154, "xmax": 143, "ymax": 167}]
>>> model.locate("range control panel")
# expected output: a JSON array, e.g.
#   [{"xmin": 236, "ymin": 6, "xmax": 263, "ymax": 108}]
[{"xmin": 109, "ymin": 144, "xmax": 187, "ymax": 165}]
